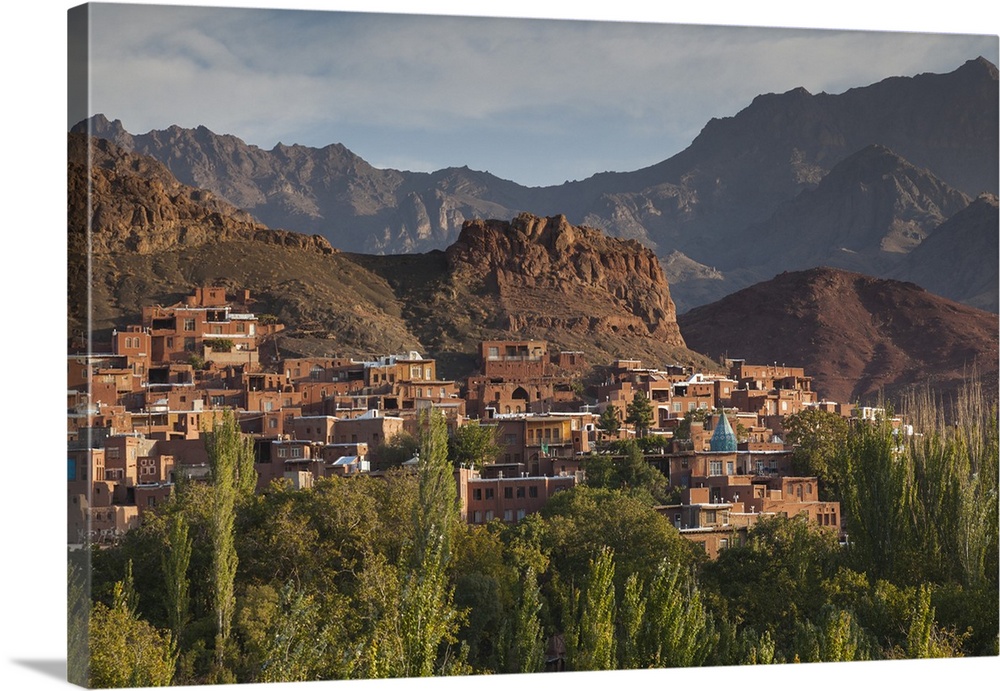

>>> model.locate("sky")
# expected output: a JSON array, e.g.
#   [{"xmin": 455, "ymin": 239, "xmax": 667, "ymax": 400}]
[
  {"xmin": 72, "ymin": 1, "xmax": 998, "ymax": 187},
  {"xmin": 1, "ymin": 3, "xmax": 999, "ymax": 691}
]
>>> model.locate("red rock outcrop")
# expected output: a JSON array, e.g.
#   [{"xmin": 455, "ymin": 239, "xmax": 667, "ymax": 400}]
[{"xmin": 446, "ymin": 213, "xmax": 686, "ymax": 347}]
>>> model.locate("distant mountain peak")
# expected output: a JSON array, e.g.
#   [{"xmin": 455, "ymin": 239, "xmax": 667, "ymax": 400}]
[{"xmin": 962, "ymin": 55, "xmax": 998, "ymax": 79}]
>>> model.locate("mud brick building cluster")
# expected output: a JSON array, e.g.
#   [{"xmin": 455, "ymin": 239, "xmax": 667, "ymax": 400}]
[{"xmin": 70, "ymin": 285, "xmax": 869, "ymax": 558}]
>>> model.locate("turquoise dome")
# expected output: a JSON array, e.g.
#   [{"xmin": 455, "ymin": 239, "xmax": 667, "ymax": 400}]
[{"xmin": 710, "ymin": 410, "xmax": 738, "ymax": 452}]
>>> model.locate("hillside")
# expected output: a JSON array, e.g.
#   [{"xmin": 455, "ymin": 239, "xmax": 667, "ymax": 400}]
[
  {"xmin": 70, "ymin": 134, "xmax": 715, "ymax": 378},
  {"xmin": 677, "ymin": 267, "xmax": 999, "ymax": 404}
]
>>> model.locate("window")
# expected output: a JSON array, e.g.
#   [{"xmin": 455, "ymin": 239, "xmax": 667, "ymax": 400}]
[
  {"xmin": 277, "ymin": 447, "xmax": 287, "ymax": 458},
  {"xmin": 268, "ymin": 418, "xmax": 278, "ymax": 429},
  {"xmin": 516, "ymin": 487, "xmax": 525, "ymax": 498},
  {"xmin": 485, "ymin": 510, "xmax": 494, "ymax": 521},
  {"xmin": 516, "ymin": 509, "xmax": 526, "ymax": 521},
  {"xmin": 485, "ymin": 488, "xmax": 495, "ymax": 499},
  {"xmin": 504, "ymin": 509, "xmax": 513, "ymax": 522},
  {"xmin": 726, "ymin": 461, "xmax": 734, "ymax": 475},
  {"xmin": 709, "ymin": 460, "xmax": 722, "ymax": 476},
  {"xmin": 184, "ymin": 337, "xmax": 196, "ymax": 351},
  {"xmin": 473, "ymin": 511, "xmax": 482, "ymax": 523},
  {"xmin": 719, "ymin": 538, "xmax": 729, "ymax": 551},
  {"xmin": 291, "ymin": 446, "xmax": 302, "ymax": 458},
  {"xmin": 473, "ymin": 488, "xmax": 482, "ymax": 501},
  {"xmin": 529, "ymin": 486, "xmax": 538, "ymax": 498},
  {"xmin": 504, "ymin": 487, "xmax": 513, "ymax": 499},
  {"xmin": 184, "ymin": 318, "xmax": 196, "ymax": 331}
]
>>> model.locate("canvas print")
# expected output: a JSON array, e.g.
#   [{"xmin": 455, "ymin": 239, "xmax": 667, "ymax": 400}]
[{"xmin": 67, "ymin": 2, "xmax": 999, "ymax": 688}]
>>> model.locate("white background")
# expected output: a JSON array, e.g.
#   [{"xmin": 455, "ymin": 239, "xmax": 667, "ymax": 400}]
[{"xmin": 1, "ymin": 1, "xmax": 997, "ymax": 690}]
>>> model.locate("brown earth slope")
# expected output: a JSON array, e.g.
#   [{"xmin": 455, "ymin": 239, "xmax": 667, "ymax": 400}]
[{"xmin": 678, "ymin": 267, "xmax": 998, "ymax": 404}]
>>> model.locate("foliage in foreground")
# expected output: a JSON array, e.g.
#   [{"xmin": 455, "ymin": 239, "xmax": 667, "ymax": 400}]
[{"xmin": 82, "ymin": 382, "xmax": 998, "ymax": 685}]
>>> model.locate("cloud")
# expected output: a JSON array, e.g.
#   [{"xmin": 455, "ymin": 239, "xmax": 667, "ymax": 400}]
[{"xmin": 80, "ymin": 4, "xmax": 997, "ymax": 186}]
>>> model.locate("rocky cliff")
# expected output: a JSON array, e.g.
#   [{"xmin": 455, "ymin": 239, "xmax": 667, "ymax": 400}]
[{"xmin": 446, "ymin": 213, "xmax": 684, "ymax": 346}]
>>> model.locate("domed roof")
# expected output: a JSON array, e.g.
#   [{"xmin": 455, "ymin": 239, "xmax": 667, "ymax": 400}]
[{"xmin": 709, "ymin": 410, "xmax": 737, "ymax": 452}]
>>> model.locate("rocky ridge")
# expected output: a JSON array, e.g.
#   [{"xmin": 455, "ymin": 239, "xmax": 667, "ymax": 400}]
[
  {"xmin": 74, "ymin": 58, "xmax": 997, "ymax": 258},
  {"xmin": 69, "ymin": 134, "xmax": 335, "ymax": 256},
  {"xmin": 891, "ymin": 193, "xmax": 999, "ymax": 313}
]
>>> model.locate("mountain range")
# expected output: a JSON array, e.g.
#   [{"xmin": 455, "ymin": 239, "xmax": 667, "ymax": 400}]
[
  {"xmin": 70, "ymin": 57, "xmax": 999, "ymax": 403},
  {"xmin": 73, "ymin": 57, "xmax": 998, "ymax": 314}
]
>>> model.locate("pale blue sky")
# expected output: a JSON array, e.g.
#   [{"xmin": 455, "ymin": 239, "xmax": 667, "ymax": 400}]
[{"xmin": 74, "ymin": 1, "xmax": 997, "ymax": 187}]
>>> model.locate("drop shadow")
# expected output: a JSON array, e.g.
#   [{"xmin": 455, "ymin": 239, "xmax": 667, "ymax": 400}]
[{"xmin": 11, "ymin": 659, "xmax": 66, "ymax": 682}]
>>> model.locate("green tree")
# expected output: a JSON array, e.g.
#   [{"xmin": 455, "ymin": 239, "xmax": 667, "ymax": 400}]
[
  {"xmin": 510, "ymin": 566, "xmax": 546, "ymax": 673},
  {"xmin": 540, "ymin": 486, "xmax": 697, "ymax": 593},
  {"xmin": 906, "ymin": 584, "xmax": 968, "ymax": 658},
  {"xmin": 674, "ymin": 407, "xmax": 711, "ymax": 441},
  {"xmin": 616, "ymin": 572, "xmax": 646, "ymax": 669},
  {"xmin": 700, "ymin": 514, "xmax": 842, "ymax": 657},
  {"xmin": 784, "ymin": 408, "xmax": 849, "ymax": 498},
  {"xmin": 162, "ymin": 511, "xmax": 192, "ymax": 642},
  {"xmin": 836, "ymin": 410, "xmax": 914, "ymax": 582},
  {"xmin": 374, "ymin": 430, "xmax": 420, "ymax": 470},
  {"xmin": 89, "ymin": 562, "xmax": 177, "ymax": 688},
  {"xmin": 234, "ymin": 581, "xmax": 347, "ymax": 682},
  {"xmin": 596, "ymin": 405, "xmax": 621, "ymax": 441},
  {"xmin": 67, "ymin": 556, "xmax": 90, "ymax": 686},
  {"xmin": 583, "ymin": 441, "xmax": 671, "ymax": 504},
  {"xmin": 573, "ymin": 547, "xmax": 616, "ymax": 671},
  {"xmin": 626, "ymin": 391, "xmax": 654, "ymax": 438},
  {"xmin": 356, "ymin": 409, "xmax": 465, "ymax": 678},
  {"xmin": 449, "ymin": 422, "xmax": 502, "ymax": 469},
  {"xmin": 641, "ymin": 560, "xmax": 715, "ymax": 667},
  {"xmin": 792, "ymin": 606, "xmax": 870, "ymax": 662},
  {"xmin": 414, "ymin": 408, "xmax": 459, "ymax": 568},
  {"xmin": 204, "ymin": 410, "xmax": 256, "ymax": 671}
]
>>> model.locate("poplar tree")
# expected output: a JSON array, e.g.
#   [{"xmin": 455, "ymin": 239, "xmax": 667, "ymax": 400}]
[
  {"xmin": 413, "ymin": 408, "xmax": 458, "ymax": 569},
  {"xmin": 511, "ymin": 566, "xmax": 545, "ymax": 674},
  {"xmin": 358, "ymin": 408, "xmax": 463, "ymax": 678},
  {"xmin": 574, "ymin": 547, "xmax": 616, "ymax": 670},
  {"xmin": 204, "ymin": 409, "xmax": 255, "ymax": 670},
  {"xmin": 642, "ymin": 560, "xmax": 713, "ymax": 667},
  {"xmin": 162, "ymin": 510, "xmax": 192, "ymax": 641}
]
